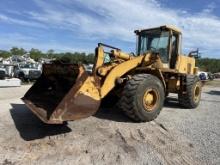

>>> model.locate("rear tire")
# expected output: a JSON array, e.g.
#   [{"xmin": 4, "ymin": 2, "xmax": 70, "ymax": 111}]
[
  {"xmin": 119, "ymin": 74, "xmax": 165, "ymax": 122},
  {"xmin": 178, "ymin": 75, "xmax": 202, "ymax": 108}
]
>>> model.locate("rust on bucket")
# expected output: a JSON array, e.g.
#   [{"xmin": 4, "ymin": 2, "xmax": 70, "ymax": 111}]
[{"xmin": 22, "ymin": 62, "xmax": 101, "ymax": 124}]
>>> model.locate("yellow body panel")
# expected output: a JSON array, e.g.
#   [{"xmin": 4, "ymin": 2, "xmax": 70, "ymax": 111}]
[
  {"xmin": 100, "ymin": 55, "xmax": 144, "ymax": 98},
  {"xmin": 111, "ymin": 49, "xmax": 132, "ymax": 60},
  {"xmin": 176, "ymin": 55, "xmax": 195, "ymax": 74},
  {"xmin": 135, "ymin": 25, "xmax": 182, "ymax": 34},
  {"xmin": 92, "ymin": 47, "xmax": 105, "ymax": 74}
]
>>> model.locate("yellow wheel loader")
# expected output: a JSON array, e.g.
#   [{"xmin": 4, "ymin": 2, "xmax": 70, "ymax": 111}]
[{"xmin": 22, "ymin": 25, "xmax": 202, "ymax": 124}]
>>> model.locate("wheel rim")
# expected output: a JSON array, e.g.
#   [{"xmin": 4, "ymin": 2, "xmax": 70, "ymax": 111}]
[
  {"xmin": 143, "ymin": 88, "xmax": 159, "ymax": 111},
  {"xmin": 194, "ymin": 83, "xmax": 201, "ymax": 103}
]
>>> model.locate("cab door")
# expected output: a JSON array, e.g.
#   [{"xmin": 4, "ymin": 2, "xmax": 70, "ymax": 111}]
[{"xmin": 170, "ymin": 33, "xmax": 179, "ymax": 69}]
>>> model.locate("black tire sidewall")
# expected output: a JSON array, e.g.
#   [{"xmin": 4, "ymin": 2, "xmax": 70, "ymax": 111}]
[
  {"xmin": 190, "ymin": 78, "xmax": 202, "ymax": 107},
  {"xmin": 178, "ymin": 76, "xmax": 202, "ymax": 108},
  {"xmin": 134, "ymin": 76, "xmax": 165, "ymax": 121}
]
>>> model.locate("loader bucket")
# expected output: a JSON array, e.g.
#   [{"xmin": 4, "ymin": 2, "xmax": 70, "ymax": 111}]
[{"xmin": 22, "ymin": 62, "xmax": 101, "ymax": 124}]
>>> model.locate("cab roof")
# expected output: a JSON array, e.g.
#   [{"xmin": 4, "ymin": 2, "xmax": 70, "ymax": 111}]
[{"xmin": 134, "ymin": 25, "xmax": 182, "ymax": 34}]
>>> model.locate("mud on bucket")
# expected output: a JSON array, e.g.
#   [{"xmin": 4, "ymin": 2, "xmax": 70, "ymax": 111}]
[{"xmin": 22, "ymin": 62, "xmax": 101, "ymax": 124}]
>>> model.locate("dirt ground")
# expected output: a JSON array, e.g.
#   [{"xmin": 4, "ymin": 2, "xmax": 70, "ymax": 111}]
[{"xmin": 0, "ymin": 81, "xmax": 220, "ymax": 165}]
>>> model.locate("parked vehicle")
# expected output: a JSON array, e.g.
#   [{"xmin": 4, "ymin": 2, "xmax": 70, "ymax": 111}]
[
  {"xmin": 0, "ymin": 67, "xmax": 6, "ymax": 80},
  {"xmin": 207, "ymin": 72, "xmax": 214, "ymax": 80},
  {"xmin": 198, "ymin": 71, "xmax": 208, "ymax": 80},
  {"xmin": 199, "ymin": 73, "xmax": 206, "ymax": 81},
  {"xmin": 214, "ymin": 73, "xmax": 220, "ymax": 79},
  {"xmin": 198, "ymin": 71, "xmax": 214, "ymax": 81},
  {"xmin": 83, "ymin": 64, "xmax": 93, "ymax": 73},
  {"xmin": 14, "ymin": 63, "xmax": 41, "ymax": 81}
]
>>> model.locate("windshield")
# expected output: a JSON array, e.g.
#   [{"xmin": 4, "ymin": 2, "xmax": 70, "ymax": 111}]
[{"xmin": 137, "ymin": 30, "xmax": 170, "ymax": 63}]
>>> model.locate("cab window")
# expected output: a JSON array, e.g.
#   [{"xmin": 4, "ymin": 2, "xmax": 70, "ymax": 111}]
[{"xmin": 137, "ymin": 30, "xmax": 170, "ymax": 63}]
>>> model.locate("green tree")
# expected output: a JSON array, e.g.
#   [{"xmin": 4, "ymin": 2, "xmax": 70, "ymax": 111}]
[
  {"xmin": 196, "ymin": 58, "xmax": 220, "ymax": 73},
  {"xmin": 29, "ymin": 48, "xmax": 44, "ymax": 61},
  {"xmin": 57, "ymin": 52, "xmax": 94, "ymax": 64},
  {"xmin": 47, "ymin": 49, "xmax": 55, "ymax": 58},
  {"xmin": 86, "ymin": 53, "xmax": 95, "ymax": 64},
  {"xmin": 0, "ymin": 50, "xmax": 11, "ymax": 58},
  {"xmin": 10, "ymin": 47, "xmax": 26, "ymax": 56}
]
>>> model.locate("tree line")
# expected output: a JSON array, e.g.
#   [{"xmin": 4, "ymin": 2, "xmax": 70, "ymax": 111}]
[
  {"xmin": 0, "ymin": 47, "xmax": 95, "ymax": 64},
  {"xmin": 0, "ymin": 47, "xmax": 220, "ymax": 73},
  {"xmin": 196, "ymin": 58, "xmax": 220, "ymax": 73}
]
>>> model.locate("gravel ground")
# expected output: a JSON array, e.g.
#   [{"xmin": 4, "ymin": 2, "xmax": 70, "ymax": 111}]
[{"xmin": 0, "ymin": 83, "xmax": 219, "ymax": 165}]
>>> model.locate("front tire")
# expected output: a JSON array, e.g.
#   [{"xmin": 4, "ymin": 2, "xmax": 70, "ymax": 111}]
[{"xmin": 119, "ymin": 74, "xmax": 165, "ymax": 122}]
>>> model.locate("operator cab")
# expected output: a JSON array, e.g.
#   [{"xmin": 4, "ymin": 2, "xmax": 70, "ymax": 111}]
[{"xmin": 135, "ymin": 25, "xmax": 181, "ymax": 69}]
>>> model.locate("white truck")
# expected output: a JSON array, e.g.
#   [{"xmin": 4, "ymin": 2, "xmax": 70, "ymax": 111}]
[
  {"xmin": 0, "ymin": 66, "xmax": 6, "ymax": 79},
  {"xmin": 14, "ymin": 63, "xmax": 42, "ymax": 82}
]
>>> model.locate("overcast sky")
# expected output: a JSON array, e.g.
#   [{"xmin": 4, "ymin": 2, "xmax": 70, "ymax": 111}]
[{"xmin": 0, "ymin": 0, "xmax": 220, "ymax": 58}]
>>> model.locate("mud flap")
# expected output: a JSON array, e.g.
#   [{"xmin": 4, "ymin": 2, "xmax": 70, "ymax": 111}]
[{"xmin": 22, "ymin": 64, "xmax": 101, "ymax": 124}]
